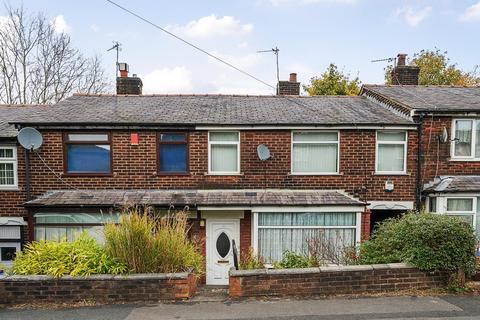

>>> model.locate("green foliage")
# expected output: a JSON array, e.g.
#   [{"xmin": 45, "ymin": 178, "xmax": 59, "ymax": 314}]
[
  {"xmin": 303, "ymin": 63, "xmax": 361, "ymax": 96},
  {"xmin": 274, "ymin": 251, "xmax": 311, "ymax": 269},
  {"xmin": 11, "ymin": 234, "xmax": 127, "ymax": 277},
  {"xmin": 239, "ymin": 247, "xmax": 265, "ymax": 270},
  {"xmin": 104, "ymin": 207, "xmax": 203, "ymax": 274},
  {"xmin": 359, "ymin": 212, "xmax": 477, "ymax": 274},
  {"xmin": 385, "ymin": 48, "xmax": 480, "ymax": 86}
]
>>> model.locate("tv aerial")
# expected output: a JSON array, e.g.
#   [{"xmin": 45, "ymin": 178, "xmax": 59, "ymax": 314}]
[
  {"xmin": 257, "ymin": 144, "xmax": 271, "ymax": 161},
  {"xmin": 17, "ymin": 127, "xmax": 43, "ymax": 150},
  {"xmin": 257, "ymin": 46, "xmax": 280, "ymax": 94},
  {"xmin": 107, "ymin": 41, "xmax": 122, "ymax": 76}
]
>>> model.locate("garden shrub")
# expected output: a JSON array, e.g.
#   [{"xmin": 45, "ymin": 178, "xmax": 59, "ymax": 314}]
[
  {"xmin": 274, "ymin": 251, "xmax": 311, "ymax": 269},
  {"xmin": 239, "ymin": 247, "xmax": 265, "ymax": 270},
  {"xmin": 11, "ymin": 234, "xmax": 127, "ymax": 277},
  {"xmin": 359, "ymin": 212, "xmax": 477, "ymax": 275},
  {"xmin": 104, "ymin": 207, "xmax": 203, "ymax": 274}
]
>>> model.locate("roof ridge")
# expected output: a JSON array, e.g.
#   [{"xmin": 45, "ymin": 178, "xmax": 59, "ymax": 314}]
[
  {"xmin": 363, "ymin": 84, "xmax": 480, "ymax": 88},
  {"xmin": 72, "ymin": 93, "xmax": 366, "ymax": 99}
]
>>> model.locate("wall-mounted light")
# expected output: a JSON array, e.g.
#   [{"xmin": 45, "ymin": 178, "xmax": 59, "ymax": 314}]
[{"xmin": 385, "ymin": 180, "xmax": 394, "ymax": 192}]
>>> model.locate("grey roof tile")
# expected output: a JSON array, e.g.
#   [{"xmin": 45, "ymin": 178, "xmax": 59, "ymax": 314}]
[
  {"xmin": 0, "ymin": 105, "xmax": 47, "ymax": 138},
  {"xmin": 423, "ymin": 176, "xmax": 480, "ymax": 193},
  {"xmin": 25, "ymin": 189, "xmax": 364, "ymax": 207},
  {"xmin": 10, "ymin": 94, "xmax": 413, "ymax": 126}
]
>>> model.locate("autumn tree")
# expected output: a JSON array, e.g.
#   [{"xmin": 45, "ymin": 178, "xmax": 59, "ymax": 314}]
[
  {"xmin": 303, "ymin": 63, "xmax": 361, "ymax": 96},
  {"xmin": 0, "ymin": 5, "xmax": 109, "ymax": 104},
  {"xmin": 385, "ymin": 49, "xmax": 480, "ymax": 86}
]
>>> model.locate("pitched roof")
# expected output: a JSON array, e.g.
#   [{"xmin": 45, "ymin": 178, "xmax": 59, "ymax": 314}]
[
  {"xmin": 10, "ymin": 94, "xmax": 413, "ymax": 127},
  {"xmin": 25, "ymin": 189, "xmax": 364, "ymax": 207},
  {"xmin": 362, "ymin": 85, "xmax": 480, "ymax": 113},
  {"xmin": 423, "ymin": 176, "xmax": 480, "ymax": 193},
  {"xmin": 0, "ymin": 105, "xmax": 47, "ymax": 138}
]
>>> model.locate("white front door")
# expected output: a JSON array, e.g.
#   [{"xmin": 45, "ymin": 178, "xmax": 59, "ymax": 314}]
[{"xmin": 206, "ymin": 219, "xmax": 240, "ymax": 285}]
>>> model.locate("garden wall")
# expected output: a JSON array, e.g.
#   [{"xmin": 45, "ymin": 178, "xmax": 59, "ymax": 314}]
[
  {"xmin": 229, "ymin": 263, "xmax": 448, "ymax": 298},
  {"xmin": 0, "ymin": 272, "xmax": 197, "ymax": 306}
]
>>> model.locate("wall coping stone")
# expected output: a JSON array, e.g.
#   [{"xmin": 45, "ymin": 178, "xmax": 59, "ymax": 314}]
[
  {"xmin": 0, "ymin": 272, "xmax": 190, "ymax": 281},
  {"xmin": 230, "ymin": 263, "xmax": 412, "ymax": 277}
]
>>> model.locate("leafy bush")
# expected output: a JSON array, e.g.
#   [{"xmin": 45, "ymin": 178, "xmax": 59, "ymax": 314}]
[
  {"xmin": 239, "ymin": 247, "xmax": 265, "ymax": 270},
  {"xmin": 359, "ymin": 212, "xmax": 477, "ymax": 274},
  {"xmin": 274, "ymin": 251, "xmax": 311, "ymax": 269},
  {"xmin": 104, "ymin": 207, "xmax": 203, "ymax": 274},
  {"xmin": 12, "ymin": 234, "xmax": 127, "ymax": 277}
]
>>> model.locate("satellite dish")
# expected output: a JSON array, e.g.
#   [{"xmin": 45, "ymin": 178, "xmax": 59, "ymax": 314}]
[
  {"xmin": 257, "ymin": 144, "xmax": 271, "ymax": 161},
  {"xmin": 17, "ymin": 127, "xmax": 43, "ymax": 150},
  {"xmin": 439, "ymin": 127, "xmax": 448, "ymax": 143}
]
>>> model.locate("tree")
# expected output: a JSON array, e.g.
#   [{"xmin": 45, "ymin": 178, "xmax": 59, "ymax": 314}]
[
  {"xmin": 0, "ymin": 5, "xmax": 109, "ymax": 104},
  {"xmin": 385, "ymin": 49, "xmax": 480, "ymax": 86},
  {"xmin": 303, "ymin": 63, "xmax": 361, "ymax": 96}
]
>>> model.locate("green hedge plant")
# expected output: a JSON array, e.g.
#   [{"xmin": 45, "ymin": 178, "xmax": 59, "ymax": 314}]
[
  {"xmin": 274, "ymin": 251, "xmax": 311, "ymax": 269},
  {"xmin": 239, "ymin": 247, "xmax": 265, "ymax": 270},
  {"xmin": 12, "ymin": 234, "xmax": 127, "ymax": 277},
  {"xmin": 359, "ymin": 212, "xmax": 477, "ymax": 277}
]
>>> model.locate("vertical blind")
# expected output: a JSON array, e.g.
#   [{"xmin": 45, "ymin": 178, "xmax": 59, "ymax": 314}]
[
  {"xmin": 209, "ymin": 132, "xmax": 239, "ymax": 173},
  {"xmin": 292, "ymin": 132, "xmax": 338, "ymax": 173},
  {"xmin": 376, "ymin": 131, "xmax": 406, "ymax": 172},
  {"xmin": 454, "ymin": 120, "xmax": 473, "ymax": 157}
]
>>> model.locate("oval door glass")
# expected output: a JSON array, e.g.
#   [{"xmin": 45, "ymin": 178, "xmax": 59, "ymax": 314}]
[{"xmin": 216, "ymin": 232, "xmax": 230, "ymax": 258}]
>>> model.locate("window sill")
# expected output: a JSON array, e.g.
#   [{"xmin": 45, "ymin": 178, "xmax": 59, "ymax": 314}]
[
  {"xmin": 0, "ymin": 187, "xmax": 19, "ymax": 191},
  {"xmin": 289, "ymin": 172, "xmax": 343, "ymax": 176},
  {"xmin": 373, "ymin": 172, "xmax": 410, "ymax": 176},
  {"xmin": 155, "ymin": 172, "xmax": 191, "ymax": 176},
  {"xmin": 62, "ymin": 173, "xmax": 113, "ymax": 177},
  {"xmin": 205, "ymin": 172, "xmax": 244, "ymax": 176},
  {"xmin": 449, "ymin": 158, "xmax": 480, "ymax": 162}
]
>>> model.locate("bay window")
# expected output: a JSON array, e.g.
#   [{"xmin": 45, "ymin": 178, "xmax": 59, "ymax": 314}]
[
  {"xmin": 452, "ymin": 119, "xmax": 480, "ymax": 159},
  {"xmin": 376, "ymin": 131, "xmax": 407, "ymax": 174},
  {"xmin": 64, "ymin": 133, "xmax": 111, "ymax": 174},
  {"xmin": 208, "ymin": 131, "xmax": 240, "ymax": 174},
  {"xmin": 445, "ymin": 198, "xmax": 476, "ymax": 226},
  {"xmin": 0, "ymin": 146, "xmax": 17, "ymax": 189},
  {"xmin": 158, "ymin": 133, "xmax": 188, "ymax": 173},
  {"xmin": 291, "ymin": 131, "xmax": 339, "ymax": 174}
]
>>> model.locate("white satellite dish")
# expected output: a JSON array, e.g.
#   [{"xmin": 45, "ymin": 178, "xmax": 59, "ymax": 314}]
[
  {"xmin": 440, "ymin": 127, "xmax": 448, "ymax": 143},
  {"xmin": 257, "ymin": 144, "xmax": 271, "ymax": 161},
  {"xmin": 17, "ymin": 127, "xmax": 43, "ymax": 150}
]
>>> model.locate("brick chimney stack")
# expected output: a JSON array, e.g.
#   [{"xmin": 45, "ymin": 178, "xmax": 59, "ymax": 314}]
[
  {"xmin": 278, "ymin": 73, "xmax": 300, "ymax": 95},
  {"xmin": 116, "ymin": 63, "xmax": 143, "ymax": 95},
  {"xmin": 391, "ymin": 53, "xmax": 420, "ymax": 85}
]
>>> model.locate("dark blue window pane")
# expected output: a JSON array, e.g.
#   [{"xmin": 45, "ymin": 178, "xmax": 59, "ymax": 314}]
[
  {"xmin": 160, "ymin": 133, "xmax": 186, "ymax": 142},
  {"xmin": 160, "ymin": 144, "xmax": 187, "ymax": 172},
  {"xmin": 67, "ymin": 144, "xmax": 111, "ymax": 173}
]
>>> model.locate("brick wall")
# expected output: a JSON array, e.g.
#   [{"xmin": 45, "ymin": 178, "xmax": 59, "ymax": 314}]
[
  {"xmin": 0, "ymin": 272, "xmax": 197, "ymax": 306},
  {"xmin": 229, "ymin": 263, "xmax": 448, "ymax": 298}
]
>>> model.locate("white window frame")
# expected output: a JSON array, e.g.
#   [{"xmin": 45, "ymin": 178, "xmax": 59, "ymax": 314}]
[
  {"xmin": 0, "ymin": 146, "xmax": 18, "ymax": 190},
  {"xmin": 451, "ymin": 119, "xmax": 480, "ymax": 161},
  {"xmin": 290, "ymin": 130, "xmax": 340, "ymax": 175},
  {"xmin": 375, "ymin": 131, "xmax": 407, "ymax": 175},
  {"xmin": 208, "ymin": 131, "xmax": 240, "ymax": 175},
  {"xmin": 434, "ymin": 196, "xmax": 477, "ymax": 228}
]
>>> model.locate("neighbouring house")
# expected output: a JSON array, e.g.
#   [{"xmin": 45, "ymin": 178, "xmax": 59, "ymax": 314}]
[
  {"xmin": 361, "ymin": 53, "xmax": 480, "ymax": 238},
  {"xmin": 0, "ymin": 64, "xmax": 419, "ymax": 284}
]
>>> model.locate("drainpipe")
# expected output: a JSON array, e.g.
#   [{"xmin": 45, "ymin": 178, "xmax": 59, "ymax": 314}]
[
  {"xmin": 24, "ymin": 149, "xmax": 32, "ymax": 201},
  {"xmin": 415, "ymin": 113, "xmax": 425, "ymax": 211}
]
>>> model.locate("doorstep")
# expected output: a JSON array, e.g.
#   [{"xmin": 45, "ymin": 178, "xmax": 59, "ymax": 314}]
[{"xmin": 190, "ymin": 285, "xmax": 229, "ymax": 302}]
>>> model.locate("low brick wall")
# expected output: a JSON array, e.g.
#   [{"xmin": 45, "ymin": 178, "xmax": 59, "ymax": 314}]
[
  {"xmin": 229, "ymin": 263, "xmax": 448, "ymax": 298},
  {"xmin": 0, "ymin": 272, "xmax": 197, "ymax": 306}
]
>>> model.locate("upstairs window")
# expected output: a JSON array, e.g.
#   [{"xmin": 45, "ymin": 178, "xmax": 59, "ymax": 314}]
[
  {"xmin": 0, "ymin": 146, "xmax": 17, "ymax": 188},
  {"xmin": 376, "ymin": 131, "xmax": 407, "ymax": 174},
  {"xmin": 452, "ymin": 119, "xmax": 480, "ymax": 159},
  {"xmin": 158, "ymin": 133, "xmax": 188, "ymax": 173},
  {"xmin": 64, "ymin": 133, "xmax": 111, "ymax": 174},
  {"xmin": 292, "ymin": 131, "xmax": 339, "ymax": 174},
  {"xmin": 208, "ymin": 132, "xmax": 240, "ymax": 174}
]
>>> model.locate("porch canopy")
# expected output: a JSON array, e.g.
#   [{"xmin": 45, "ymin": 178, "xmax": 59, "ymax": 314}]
[
  {"xmin": 24, "ymin": 189, "xmax": 364, "ymax": 209},
  {"xmin": 423, "ymin": 176, "xmax": 480, "ymax": 194}
]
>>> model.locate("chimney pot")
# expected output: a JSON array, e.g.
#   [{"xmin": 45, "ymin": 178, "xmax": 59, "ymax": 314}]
[
  {"xmin": 289, "ymin": 73, "xmax": 297, "ymax": 82},
  {"xmin": 397, "ymin": 53, "xmax": 407, "ymax": 66},
  {"xmin": 119, "ymin": 70, "xmax": 128, "ymax": 78},
  {"xmin": 116, "ymin": 62, "xmax": 142, "ymax": 95}
]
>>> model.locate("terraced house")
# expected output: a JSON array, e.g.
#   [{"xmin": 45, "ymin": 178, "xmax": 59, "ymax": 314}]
[{"xmin": 0, "ymin": 57, "xmax": 478, "ymax": 285}]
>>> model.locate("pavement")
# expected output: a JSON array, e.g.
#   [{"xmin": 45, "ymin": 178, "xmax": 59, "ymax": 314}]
[{"xmin": 2, "ymin": 295, "xmax": 480, "ymax": 319}]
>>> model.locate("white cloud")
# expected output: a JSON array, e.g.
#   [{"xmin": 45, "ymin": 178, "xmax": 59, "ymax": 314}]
[
  {"xmin": 165, "ymin": 14, "xmax": 253, "ymax": 38},
  {"xmin": 52, "ymin": 15, "xmax": 71, "ymax": 33},
  {"xmin": 90, "ymin": 24, "xmax": 99, "ymax": 32},
  {"xmin": 263, "ymin": 0, "xmax": 357, "ymax": 6},
  {"xmin": 460, "ymin": 1, "xmax": 480, "ymax": 21},
  {"xmin": 209, "ymin": 51, "xmax": 263, "ymax": 69},
  {"xmin": 141, "ymin": 67, "xmax": 193, "ymax": 94},
  {"xmin": 394, "ymin": 6, "xmax": 432, "ymax": 27}
]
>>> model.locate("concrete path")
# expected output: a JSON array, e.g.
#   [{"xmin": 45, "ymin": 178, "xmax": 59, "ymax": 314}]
[{"xmin": 1, "ymin": 295, "xmax": 480, "ymax": 319}]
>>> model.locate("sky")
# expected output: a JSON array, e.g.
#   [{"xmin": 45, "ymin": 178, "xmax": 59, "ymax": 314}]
[{"xmin": 9, "ymin": 0, "xmax": 480, "ymax": 95}]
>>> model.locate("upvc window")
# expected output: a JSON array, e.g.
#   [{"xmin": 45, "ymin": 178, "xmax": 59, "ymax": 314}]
[
  {"xmin": 0, "ymin": 146, "xmax": 17, "ymax": 189},
  {"xmin": 452, "ymin": 119, "xmax": 480, "ymax": 159},
  {"xmin": 64, "ymin": 133, "xmax": 111, "ymax": 174},
  {"xmin": 376, "ymin": 131, "xmax": 407, "ymax": 174},
  {"xmin": 256, "ymin": 212, "xmax": 358, "ymax": 263},
  {"xmin": 208, "ymin": 132, "xmax": 240, "ymax": 174},
  {"xmin": 291, "ymin": 131, "xmax": 339, "ymax": 174},
  {"xmin": 445, "ymin": 198, "xmax": 476, "ymax": 227},
  {"xmin": 158, "ymin": 133, "xmax": 188, "ymax": 173}
]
